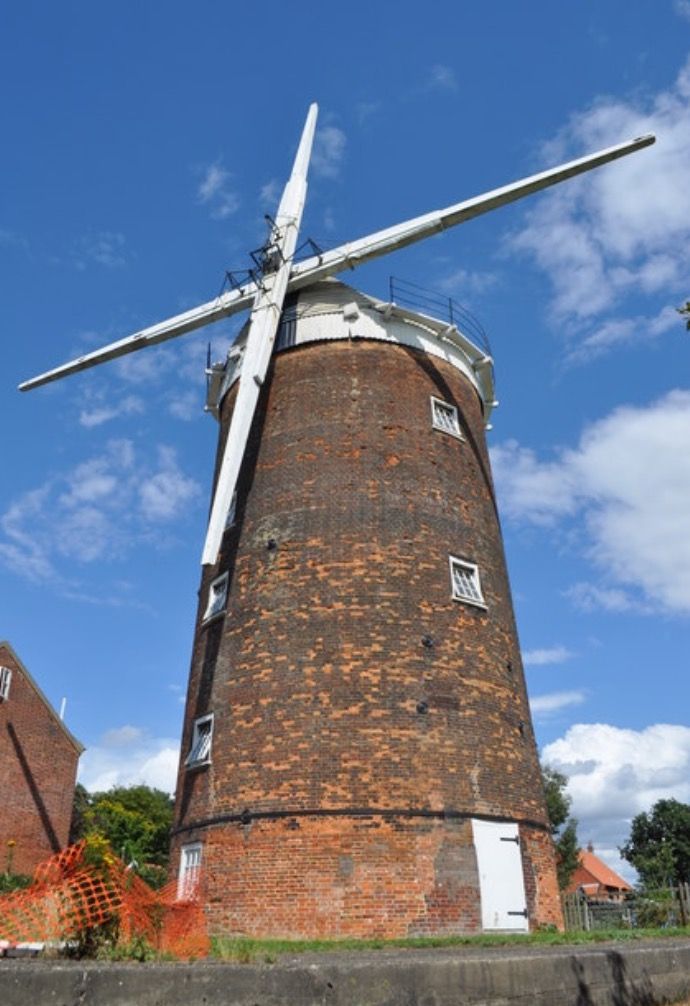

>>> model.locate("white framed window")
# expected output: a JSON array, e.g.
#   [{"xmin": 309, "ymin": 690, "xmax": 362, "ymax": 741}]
[
  {"xmin": 431, "ymin": 396, "xmax": 463, "ymax": 439},
  {"xmin": 203, "ymin": 572, "xmax": 228, "ymax": 622},
  {"xmin": 225, "ymin": 491, "xmax": 238, "ymax": 530},
  {"xmin": 449, "ymin": 556, "xmax": 486, "ymax": 609},
  {"xmin": 178, "ymin": 842, "xmax": 202, "ymax": 899},
  {"xmin": 185, "ymin": 714, "xmax": 213, "ymax": 767},
  {"xmin": 0, "ymin": 666, "xmax": 11, "ymax": 702}
]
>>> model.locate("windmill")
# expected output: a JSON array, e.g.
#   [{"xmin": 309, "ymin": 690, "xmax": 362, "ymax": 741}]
[{"xmin": 21, "ymin": 105, "xmax": 654, "ymax": 938}]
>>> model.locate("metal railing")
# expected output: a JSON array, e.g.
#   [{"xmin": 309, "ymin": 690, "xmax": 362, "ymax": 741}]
[{"xmin": 389, "ymin": 277, "xmax": 492, "ymax": 356}]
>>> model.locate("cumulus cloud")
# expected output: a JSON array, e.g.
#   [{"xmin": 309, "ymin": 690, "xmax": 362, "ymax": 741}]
[
  {"xmin": 79, "ymin": 727, "xmax": 179, "ymax": 793},
  {"xmin": 530, "ymin": 690, "xmax": 586, "ymax": 717},
  {"xmin": 492, "ymin": 390, "xmax": 690, "ymax": 615},
  {"xmin": 197, "ymin": 161, "xmax": 240, "ymax": 219},
  {"xmin": 312, "ymin": 126, "xmax": 346, "ymax": 179},
  {"xmin": 523, "ymin": 646, "xmax": 574, "ymax": 667},
  {"xmin": 0, "ymin": 439, "xmax": 201, "ymax": 584},
  {"xmin": 543, "ymin": 722, "xmax": 690, "ymax": 878},
  {"xmin": 511, "ymin": 56, "xmax": 690, "ymax": 360},
  {"xmin": 139, "ymin": 446, "xmax": 200, "ymax": 520}
]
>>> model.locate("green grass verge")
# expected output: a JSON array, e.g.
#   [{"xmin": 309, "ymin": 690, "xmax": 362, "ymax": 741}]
[{"xmin": 212, "ymin": 927, "xmax": 689, "ymax": 963}]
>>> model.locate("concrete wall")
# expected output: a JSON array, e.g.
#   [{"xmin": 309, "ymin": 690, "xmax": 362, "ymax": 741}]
[{"xmin": 1, "ymin": 940, "xmax": 690, "ymax": 1005}]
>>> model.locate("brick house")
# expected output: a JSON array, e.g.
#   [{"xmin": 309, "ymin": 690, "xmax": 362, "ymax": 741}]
[
  {"xmin": 0, "ymin": 641, "xmax": 83, "ymax": 875},
  {"xmin": 567, "ymin": 845, "xmax": 633, "ymax": 903}
]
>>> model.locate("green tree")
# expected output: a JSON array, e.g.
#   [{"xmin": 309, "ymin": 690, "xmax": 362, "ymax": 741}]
[
  {"xmin": 71, "ymin": 784, "xmax": 174, "ymax": 887},
  {"xmin": 69, "ymin": 782, "xmax": 92, "ymax": 845},
  {"xmin": 678, "ymin": 301, "xmax": 690, "ymax": 331},
  {"xmin": 541, "ymin": 764, "xmax": 580, "ymax": 890},
  {"xmin": 620, "ymin": 798, "xmax": 690, "ymax": 888}
]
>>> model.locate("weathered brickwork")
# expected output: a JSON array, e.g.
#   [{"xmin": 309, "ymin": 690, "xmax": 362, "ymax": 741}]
[
  {"xmin": 172, "ymin": 313, "xmax": 563, "ymax": 935},
  {"xmin": 0, "ymin": 642, "xmax": 82, "ymax": 875}
]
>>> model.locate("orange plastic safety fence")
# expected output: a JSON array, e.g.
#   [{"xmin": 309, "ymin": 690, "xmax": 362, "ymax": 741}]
[{"xmin": 0, "ymin": 842, "xmax": 209, "ymax": 960}]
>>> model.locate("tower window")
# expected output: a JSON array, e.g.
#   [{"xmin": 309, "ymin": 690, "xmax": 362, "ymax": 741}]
[
  {"xmin": 203, "ymin": 572, "xmax": 228, "ymax": 622},
  {"xmin": 178, "ymin": 842, "xmax": 202, "ymax": 899},
  {"xmin": 431, "ymin": 396, "xmax": 463, "ymax": 439},
  {"xmin": 0, "ymin": 666, "xmax": 11, "ymax": 701},
  {"xmin": 225, "ymin": 491, "xmax": 237, "ymax": 530},
  {"xmin": 449, "ymin": 556, "xmax": 486, "ymax": 609},
  {"xmin": 185, "ymin": 714, "xmax": 214, "ymax": 767}
]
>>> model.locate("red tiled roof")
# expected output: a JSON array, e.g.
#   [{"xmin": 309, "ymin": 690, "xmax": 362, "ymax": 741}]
[{"xmin": 576, "ymin": 850, "xmax": 632, "ymax": 892}]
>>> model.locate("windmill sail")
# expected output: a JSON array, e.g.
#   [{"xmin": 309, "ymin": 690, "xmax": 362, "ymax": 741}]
[
  {"xmin": 201, "ymin": 102, "xmax": 318, "ymax": 566},
  {"xmin": 19, "ymin": 133, "xmax": 654, "ymax": 394}
]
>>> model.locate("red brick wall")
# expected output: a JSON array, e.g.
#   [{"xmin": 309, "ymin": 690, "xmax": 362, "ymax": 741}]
[
  {"xmin": 172, "ymin": 332, "xmax": 562, "ymax": 935},
  {"xmin": 0, "ymin": 645, "xmax": 80, "ymax": 875}
]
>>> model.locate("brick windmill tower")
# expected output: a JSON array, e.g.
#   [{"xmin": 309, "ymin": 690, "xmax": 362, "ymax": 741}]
[{"xmin": 21, "ymin": 106, "xmax": 653, "ymax": 937}]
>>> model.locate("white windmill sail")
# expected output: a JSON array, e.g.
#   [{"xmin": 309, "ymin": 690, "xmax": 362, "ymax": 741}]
[
  {"xmin": 19, "ymin": 132, "xmax": 654, "ymax": 394},
  {"xmin": 18, "ymin": 113, "xmax": 655, "ymax": 567},
  {"xmin": 201, "ymin": 102, "xmax": 318, "ymax": 565}
]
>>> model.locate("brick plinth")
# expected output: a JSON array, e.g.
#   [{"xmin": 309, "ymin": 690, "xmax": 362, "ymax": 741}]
[{"xmin": 172, "ymin": 285, "xmax": 563, "ymax": 935}]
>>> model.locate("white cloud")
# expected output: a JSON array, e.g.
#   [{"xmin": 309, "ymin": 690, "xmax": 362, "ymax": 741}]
[
  {"xmin": 511, "ymin": 56, "xmax": 690, "ymax": 359},
  {"xmin": 197, "ymin": 161, "xmax": 240, "ymax": 219},
  {"xmin": 530, "ymin": 690, "xmax": 585, "ymax": 717},
  {"xmin": 523, "ymin": 646, "xmax": 574, "ymax": 667},
  {"xmin": 259, "ymin": 178, "xmax": 281, "ymax": 207},
  {"xmin": 73, "ymin": 231, "xmax": 128, "ymax": 270},
  {"xmin": 565, "ymin": 305, "xmax": 678, "ymax": 366},
  {"xmin": 101, "ymin": 725, "xmax": 145, "ymax": 747},
  {"xmin": 356, "ymin": 101, "xmax": 381, "ymax": 124},
  {"xmin": 566, "ymin": 582, "xmax": 652, "ymax": 615},
  {"xmin": 437, "ymin": 267, "xmax": 497, "ymax": 298},
  {"xmin": 312, "ymin": 126, "xmax": 346, "ymax": 179},
  {"xmin": 543, "ymin": 722, "xmax": 690, "ymax": 877},
  {"xmin": 0, "ymin": 439, "xmax": 201, "ymax": 584},
  {"xmin": 492, "ymin": 390, "xmax": 690, "ymax": 615},
  {"xmin": 79, "ymin": 394, "xmax": 144, "ymax": 428},
  {"xmin": 427, "ymin": 64, "xmax": 458, "ymax": 93},
  {"xmin": 114, "ymin": 337, "xmax": 219, "ymax": 390},
  {"xmin": 167, "ymin": 389, "xmax": 202, "ymax": 421},
  {"xmin": 79, "ymin": 727, "xmax": 179, "ymax": 793},
  {"xmin": 490, "ymin": 440, "xmax": 577, "ymax": 526},
  {"xmin": 675, "ymin": 0, "xmax": 690, "ymax": 22},
  {"xmin": 0, "ymin": 228, "xmax": 30, "ymax": 253},
  {"xmin": 138, "ymin": 446, "xmax": 200, "ymax": 520}
]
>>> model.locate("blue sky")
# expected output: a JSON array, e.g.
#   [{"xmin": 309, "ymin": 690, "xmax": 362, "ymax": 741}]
[{"xmin": 2, "ymin": 1, "xmax": 690, "ymax": 878}]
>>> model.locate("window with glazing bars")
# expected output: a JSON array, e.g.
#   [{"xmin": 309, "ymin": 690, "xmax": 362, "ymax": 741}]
[
  {"xmin": 185, "ymin": 714, "xmax": 213, "ymax": 767},
  {"xmin": 178, "ymin": 842, "xmax": 202, "ymax": 899},
  {"xmin": 449, "ymin": 556, "xmax": 486, "ymax": 608},
  {"xmin": 431, "ymin": 396, "xmax": 463, "ymax": 438},
  {"xmin": 0, "ymin": 666, "xmax": 11, "ymax": 701},
  {"xmin": 203, "ymin": 572, "xmax": 228, "ymax": 622},
  {"xmin": 225, "ymin": 491, "xmax": 237, "ymax": 529}
]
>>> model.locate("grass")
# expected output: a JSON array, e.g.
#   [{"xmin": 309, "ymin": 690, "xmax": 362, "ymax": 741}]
[{"xmin": 212, "ymin": 926, "xmax": 690, "ymax": 963}]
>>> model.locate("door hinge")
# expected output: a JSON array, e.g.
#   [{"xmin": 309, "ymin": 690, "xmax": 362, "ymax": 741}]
[
  {"xmin": 500, "ymin": 836, "xmax": 520, "ymax": 844},
  {"xmin": 507, "ymin": 909, "xmax": 528, "ymax": 918}
]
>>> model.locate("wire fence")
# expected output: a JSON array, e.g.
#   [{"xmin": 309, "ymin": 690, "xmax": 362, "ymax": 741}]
[{"xmin": 0, "ymin": 840, "xmax": 208, "ymax": 959}]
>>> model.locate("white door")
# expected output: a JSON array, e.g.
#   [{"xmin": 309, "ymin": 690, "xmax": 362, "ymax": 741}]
[{"xmin": 471, "ymin": 819, "xmax": 528, "ymax": 931}]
